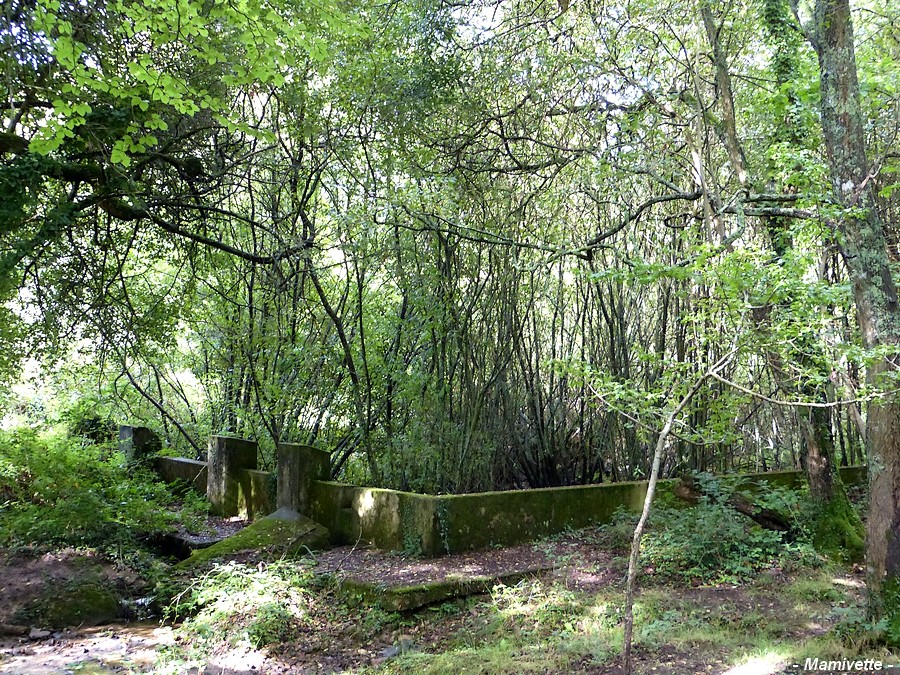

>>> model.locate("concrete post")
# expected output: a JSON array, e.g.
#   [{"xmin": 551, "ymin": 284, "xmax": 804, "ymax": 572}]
[
  {"xmin": 277, "ymin": 443, "xmax": 331, "ymax": 515},
  {"xmin": 207, "ymin": 436, "xmax": 258, "ymax": 517},
  {"xmin": 118, "ymin": 426, "xmax": 161, "ymax": 465}
]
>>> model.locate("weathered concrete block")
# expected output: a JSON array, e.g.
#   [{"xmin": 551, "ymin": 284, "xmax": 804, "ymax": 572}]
[
  {"xmin": 118, "ymin": 426, "xmax": 161, "ymax": 464},
  {"xmin": 154, "ymin": 456, "xmax": 208, "ymax": 495},
  {"xmin": 240, "ymin": 468, "xmax": 276, "ymax": 520},
  {"xmin": 277, "ymin": 443, "xmax": 331, "ymax": 515},
  {"xmin": 207, "ymin": 436, "xmax": 258, "ymax": 517},
  {"xmin": 174, "ymin": 508, "xmax": 330, "ymax": 570}
]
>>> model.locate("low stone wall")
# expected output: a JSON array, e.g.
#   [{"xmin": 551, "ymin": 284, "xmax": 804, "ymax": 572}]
[
  {"xmin": 155, "ymin": 457, "xmax": 207, "ymax": 495},
  {"xmin": 309, "ymin": 466, "xmax": 868, "ymax": 556},
  {"xmin": 144, "ymin": 426, "xmax": 868, "ymax": 557}
]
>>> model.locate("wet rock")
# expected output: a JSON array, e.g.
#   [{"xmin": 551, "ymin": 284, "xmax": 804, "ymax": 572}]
[
  {"xmin": 19, "ymin": 582, "xmax": 121, "ymax": 628},
  {"xmin": 0, "ymin": 623, "xmax": 28, "ymax": 636}
]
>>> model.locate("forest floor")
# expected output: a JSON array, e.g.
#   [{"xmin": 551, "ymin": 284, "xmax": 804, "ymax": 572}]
[{"xmin": 0, "ymin": 527, "xmax": 896, "ymax": 674}]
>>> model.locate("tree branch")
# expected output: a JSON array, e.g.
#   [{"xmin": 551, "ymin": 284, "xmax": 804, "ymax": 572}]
[{"xmin": 623, "ymin": 350, "xmax": 737, "ymax": 673}]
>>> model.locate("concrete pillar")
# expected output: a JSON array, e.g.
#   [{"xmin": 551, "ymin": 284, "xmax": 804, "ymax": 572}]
[
  {"xmin": 277, "ymin": 443, "xmax": 331, "ymax": 515},
  {"xmin": 207, "ymin": 436, "xmax": 258, "ymax": 517},
  {"xmin": 118, "ymin": 426, "xmax": 161, "ymax": 465}
]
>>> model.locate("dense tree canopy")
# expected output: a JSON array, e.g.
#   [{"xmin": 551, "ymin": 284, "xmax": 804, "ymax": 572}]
[{"xmin": 3, "ymin": 0, "xmax": 900, "ymax": 623}]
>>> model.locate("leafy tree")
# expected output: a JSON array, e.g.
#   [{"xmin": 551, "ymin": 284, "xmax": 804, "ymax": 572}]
[
  {"xmin": 806, "ymin": 0, "xmax": 900, "ymax": 630},
  {"xmin": 3, "ymin": 0, "xmax": 896, "ymax": 586}
]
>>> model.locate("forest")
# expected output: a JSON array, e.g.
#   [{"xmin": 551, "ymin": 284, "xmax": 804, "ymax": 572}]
[{"xmin": 2, "ymin": 0, "xmax": 900, "ymax": 671}]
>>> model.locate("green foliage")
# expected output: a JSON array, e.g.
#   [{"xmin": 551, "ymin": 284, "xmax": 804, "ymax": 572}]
[
  {"xmin": 245, "ymin": 602, "xmax": 296, "ymax": 649},
  {"xmin": 0, "ymin": 426, "xmax": 204, "ymax": 551},
  {"xmin": 643, "ymin": 505, "xmax": 786, "ymax": 584},
  {"xmin": 0, "ymin": 0, "xmax": 893, "ymax": 506},
  {"xmin": 787, "ymin": 576, "xmax": 843, "ymax": 604},
  {"xmin": 600, "ymin": 481, "xmax": 822, "ymax": 585},
  {"xmin": 160, "ymin": 560, "xmax": 314, "ymax": 670},
  {"xmin": 830, "ymin": 604, "xmax": 891, "ymax": 650}
]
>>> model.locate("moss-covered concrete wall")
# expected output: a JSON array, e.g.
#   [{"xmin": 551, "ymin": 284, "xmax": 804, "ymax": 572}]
[
  {"xmin": 154, "ymin": 457, "xmax": 207, "ymax": 495},
  {"xmin": 309, "ymin": 466, "xmax": 868, "ymax": 556},
  {"xmin": 308, "ymin": 482, "xmax": 438, "ymax": 553},
  {"xmin": 154, "ymin": 455, "xmax": 869, "ymax": 555},
  {"xmin": 437, "ymin": 480, "xmax": 654, "ymax": 554},
  {"xmin": 237, "ymin": 469, "xmax": 276, "ymax": 521},
  {"xmin": 152, "ymin": 458, "xmax": 273, "ymax": 520},
  {"xmin": 731, "ymin": 466, "xmax": 865, "ymax": 491}
]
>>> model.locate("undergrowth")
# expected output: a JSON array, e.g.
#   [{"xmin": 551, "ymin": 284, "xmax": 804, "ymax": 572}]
[
  {"xmin": 0, "ymin": 426, "xmax": 208, "ymax": 553},
  {"xmin": 148, "ymin": 473, "xmax": 887, "ymax": 673},
  {"xmin": 157, "ymin": 560, "xmax": 320, "ymax": 672},
  {"xmin": 597, "ymin": 475, "xmax": 825, "ymax": 585}
]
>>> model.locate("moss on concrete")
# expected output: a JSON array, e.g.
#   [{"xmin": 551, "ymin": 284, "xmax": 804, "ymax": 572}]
[
  {"xmin": 439, "ymin": 480, "xmax": 657, "ymax": 554},
  {"xmin": 310, "ymin": 482, "xmax": 440, "ymax": 553},
  {"xmin": 240, "ymin": 468, "xmax": 276, "ymax": 520},
  {"xmin": 17, "ymin": 581, "xmax": 120, "ymax": 628},
  {"xmin": 174, "ymin": 508, "xmax": 329, "ymax": 570},
  {"xmin": 154, "ymin": 457, "xmax": 208, "ymax": 495},
  {"xmin": 307, "ymin": 466, "xmax": 870, "ymax": 556},
  {"xmin": 309, "ymin": 481, "xmax": 355, "ymax": 534},
  {"xmin": 336, "ymin": 568, "xmax": 548, "ymax": 612}
]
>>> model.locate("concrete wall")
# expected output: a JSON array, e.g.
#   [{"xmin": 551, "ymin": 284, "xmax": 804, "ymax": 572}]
[
  {"xmin": 155, "ymin": 457, "xmax": 207, "ymax": 495},
  {"xmin": 309, "ymin": 466, "xmax": 868, "ymax": 556},
  {"xmin": 309, "ymin": 482, "xmax": 441, "ymax": 553},
  {"xmin": 153, "ymin": 457, "xmax": 274, "ymax": 519},
  {"xmin": 152, "ymin": 451, "xmax": 868, "ymax": 556},
  {"xmin": 240, "ymin": 469, "xmax": 276, "ymax": 520},
  {"xmin": 308, "ymin": 479, "xmax": 663, "ymax": 555}
]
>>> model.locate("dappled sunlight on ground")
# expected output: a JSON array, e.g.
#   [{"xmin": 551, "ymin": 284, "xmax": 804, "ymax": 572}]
[
  {"xmin": 0, "ymin": 624, "xmax": 174, "ymax": 674},
  {"xmin": 719, "ymin": 652, "xmax": 786, "ymax": 675}
]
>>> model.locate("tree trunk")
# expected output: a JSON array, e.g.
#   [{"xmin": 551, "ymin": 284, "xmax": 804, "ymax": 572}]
[
  {"xmin": 702, "ymin": 0, "xmax": 863, "ymax": 559},
  {"xmin": 800, "ymin": 405, "xmax": 864, "ymax": 559},
  {"xmin": 813, "ymin": 0, "xmax": 900, "ymax": 624}
]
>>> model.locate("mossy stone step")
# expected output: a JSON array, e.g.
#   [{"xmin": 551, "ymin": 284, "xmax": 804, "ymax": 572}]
[
  {"xmin": 174, "ymin": 508, "xmax": 329, "ymax": 570},
  {"xmin": 334, "ymin": 565, "xmax": 553, "ymax": 612}
]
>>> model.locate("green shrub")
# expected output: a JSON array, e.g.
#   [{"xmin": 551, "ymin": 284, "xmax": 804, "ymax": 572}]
[
  {"xmin": 246, "ymin": 602, "xmax": 295, "ymax": 648},
  {"xmin": 641, "ymin": 502, "xmax": 787, "ymax": 583},
  {"xmin": 598, "ymin": 477, "xmax": 821, "ymax": 585},
  {"xmin": 0, "ymin": 426, "xmax": 205, "ymax": 551}
]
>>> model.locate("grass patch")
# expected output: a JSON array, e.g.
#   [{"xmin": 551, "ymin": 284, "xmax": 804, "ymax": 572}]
[
  {"xmin": 377, "ymin": 640, "xmax": 571, "ymax": 674},
  {"xmin": 787, "ymin": 574, "xmax": 845, "ymax": 604},
  {"xmin": 158, "ymin": 560, "xmax": 318, "ymax": 672}
]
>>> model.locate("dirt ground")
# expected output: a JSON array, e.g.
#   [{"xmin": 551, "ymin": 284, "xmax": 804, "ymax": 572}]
[
  {"xmin": 312, "ymin": 536, "xmax": 620, "ymax": 591},
  {"xmin": 0, "ymin": 530, "xmax": 874, "ymax": 674}
]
